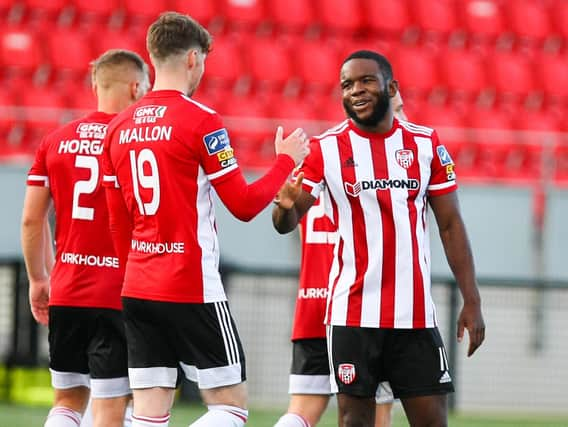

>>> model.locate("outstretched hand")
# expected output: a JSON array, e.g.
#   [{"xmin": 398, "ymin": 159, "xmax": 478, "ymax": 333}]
[
  {"xmin": 274, "ymin": 126, "xmax": 310, "ymax": 166},
  {"xmin": 274, "ymin": 173, "xmax": 304, "ymax": 210},
  {"xmin": 457, "ymin": 301, "xmax": 485, "ymax": 357}
]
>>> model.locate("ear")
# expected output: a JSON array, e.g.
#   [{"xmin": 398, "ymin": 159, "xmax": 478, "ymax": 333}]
[
  {"xmin": 187, "ymin": 49, "xmax": 198, "ymax": 69},
  {"xmin": 389, "ymin": 79, "xmax": 399, "ymax": 98},
  {"xmin": 130, "ymin": 81, "xmax": 139, "ymax": 101},
  {"xmin": 92, "ymin": 81, "xmax": 98, "ymax": 98}
]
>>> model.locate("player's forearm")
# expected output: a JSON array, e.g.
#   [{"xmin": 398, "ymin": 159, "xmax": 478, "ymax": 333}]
[
  {"xmin": 43, "ymin": 219, "xmax": 55, "ymax": 274},
  {"xmin": 272, "ymin": 204, "xmax": 300, "ymax": 234},
  {"xmin": 439, "ymin": 219, "xmax": 481, "ymax": 305},
  {"xmin": 21, "ymin": 219, "xmax": 48, "ymax": 282},
  {"xmin": 216, "ymin": 154, "xmax": 295, "ymax": 222}
]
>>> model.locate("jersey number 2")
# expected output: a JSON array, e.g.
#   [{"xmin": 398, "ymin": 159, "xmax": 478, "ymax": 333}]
[{"xmin": 71, "ymin": 155, "xmax": 98, "ymax": 220}]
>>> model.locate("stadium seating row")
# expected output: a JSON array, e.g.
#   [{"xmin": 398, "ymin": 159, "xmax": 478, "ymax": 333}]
[
  {"xmin": 1, "ymin": 27, "xmax": 567, "ymax": 101},
  {"xmin": 2, "ymin": 0, "xmax": 567, "ymax": 42}
]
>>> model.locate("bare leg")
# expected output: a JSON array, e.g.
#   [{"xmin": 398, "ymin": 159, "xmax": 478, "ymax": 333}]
[
  {"xmin": 337, "ymin": 394, "xmax": 375, "ymax": 427},
  {"xmin": 401, "ymin": 394, "xmax": 448, "ymax": 427}
]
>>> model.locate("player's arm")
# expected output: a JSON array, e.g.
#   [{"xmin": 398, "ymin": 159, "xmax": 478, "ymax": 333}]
[
  {"xmin": 105, "ymin": 186, "xmax": 132, "ymax": 263},
  {"xmin": 429, "ymin": 191, "xmax": 485, "ymax": 357},
  {"xmin": 214, "ymin": 127, "xmax": 309, "ymax": 222},
  {"xmin": 21, "ymin": 186, "xmax": 52, "ymax": 325},
  {"xmin": 272, "ymin": 174, "xmax": 316, "ymax": 234},
  {"xmin": 43, "ymin": 214, "xmax": 54, "ymax": 274}
]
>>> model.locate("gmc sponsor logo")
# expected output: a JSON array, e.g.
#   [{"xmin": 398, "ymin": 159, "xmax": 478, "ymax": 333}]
[
  {"xmin": 133, "ymin": 105, "xmax": 167, "ymax": 124},
  {"xmin": 76, "ymin": 123, "xmax": 107, "ymax": 139},
  {"xmin": 344, "ymin": 179, "xmax": 419, "ymax": 196}
]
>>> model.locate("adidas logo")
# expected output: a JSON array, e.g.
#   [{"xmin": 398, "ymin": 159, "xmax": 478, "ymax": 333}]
[
  {"xmin": 439, "ymin": 371, "xmax": 452, "ymax": 384},
  {"xmin": 343, "ymin": 157, "xmax": 357, "ymax": 167}
]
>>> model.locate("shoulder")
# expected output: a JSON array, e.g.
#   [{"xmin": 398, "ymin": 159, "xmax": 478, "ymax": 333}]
[
  {"xmin": 313, "ymin": 120, "xmax": 350, "ymax": 142},
  {"xmin": 398, "ymin": 119, "xmax": 435, "ymax": 137}
]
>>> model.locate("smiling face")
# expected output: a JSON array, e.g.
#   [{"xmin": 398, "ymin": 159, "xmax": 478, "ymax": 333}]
[{"xmin": 341, "ymin": 58, "xmax": 396, "ymax": 131}]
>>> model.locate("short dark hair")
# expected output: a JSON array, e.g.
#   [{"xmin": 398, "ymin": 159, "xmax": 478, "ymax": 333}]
[
  {"xmin": 147, "ymin": 11, "xmax": 212, "ymax": 61},
  {"xmin": 91, "ymin": 49, "xmax": 149, "ymax": 83},
  {"xmin": 343, "ymin": 50, "xmax": 393, "ymax": 82}
]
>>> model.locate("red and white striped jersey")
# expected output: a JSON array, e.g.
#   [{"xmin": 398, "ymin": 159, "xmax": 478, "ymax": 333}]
[
  {"xmin": 27, "ymin": 111, "xmax": 124, "ymax": 310},
  {"xmin": 300, "ymin": 118, "xmax": 458, "ymax": 329},
  {"xmin": 102, "ymin": 90, "xmax": 240, "ymax": 303},
  {"xmin": 292, "ymin": 190, "xmax": 337, "ymax": 340}
]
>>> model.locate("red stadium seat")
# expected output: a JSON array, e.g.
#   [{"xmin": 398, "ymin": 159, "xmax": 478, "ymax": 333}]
[
  {"xmin": 490, "ymin": 52, "xmax": 535, "ymax": 96},
  {"xmin": 513, "ymin": 109, "xmax": 561, "ymax": 132},
  {"xmin": 553, "ymin": 145, "xmax": 568, "ymax": 184},
  {"xmin": 413, "ymin": 0, "xmax": 458, "ymax": 35},
  {"xmin": 267, "ymin": 0, "xmax": 314, "ymax": 32},
  {"xmin": 393, "ymin": 48, "xmax": 439, "ymax": 93},
  {"xmin": 25, "ymin": 0, "xmax": 69, "ymax": 24},
  {"xmin": 170, "ymin": 0, "xmax": 220, "ymax": 26},
  {"xmin": 266, "ymin": 95, "xmax": 317, "ymax": 121},
  {"xmin": 122, "ymin": 0, "xmax": 167, "ymax": 22},
  {"xmin": 202, "ymin": 37, "xmax": 244, "ymax": 89},
  {"xmin": 92, "ymin": 30, "xmax": 143, "ymax": 58},
  {"xmin": 46, "ymin": 29, "xmax": 92, "ymax": 75},
  {"xmin": 247, "ymin": 38, "xmax": 293, "ymax": 89},
  {"xmin": 441, "ymin": 48, "xmax": 487, "ymax": 95},
  {"xmin": 460, "ymin": 0, "xmax": 506, "ymax": 40},
  {"xmin": 72, "ymin": 0, "xmax": 120, "ymax": 32},
  {"xmin": 296, "ymin": 41, "xmax": 340, "ymax": 93},
  {"xmin": 541, "ymin": 54, "xmax": 568, "ymax": 98},
  {"xmin": 316, "ymin": 0, "xmax": 364, "ymax": 33},
  {"xmin": 0, "ymin": 28, "xmax": 43, "ymax": 72},
  {"xmin": 507, "ymin": 0, "xmax": 551, "ymax": 40},
  {"xmin": 220, "ymin": 0, "xmax": 265, "ymax": 30},
  {"xmin": 551, "ymin": 0, "xmax": 568, "ymax": 39},
  {"xmin": 362, "ymin": 0, "xmax": 411, "ymax": 35}
]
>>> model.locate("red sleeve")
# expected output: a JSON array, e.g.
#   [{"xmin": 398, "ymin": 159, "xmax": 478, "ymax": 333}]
[
  {"xmin": 298, "ymin": 138, "xmax": 325, "ymax": 197},
  {"xmin": 27, "ymin": 138, "xmax": 50, "ymax": 187},
  {"xmin": 105, "ymin": 186, "xmax": 132, "ymax": 263},
  {"xmin": 427, "ymin": 130, "xmax": 458, "ymax": 196},
  {"xmin": 214, "ymin": 154, "xmax": 296, "ymax": 222}
]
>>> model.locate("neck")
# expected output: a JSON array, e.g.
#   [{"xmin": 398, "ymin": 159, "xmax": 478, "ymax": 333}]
[
  {"xmin": 152, "ymin": 67, "xmax": 189, "ymax": 95},
  {"xmin": 354, "ymin": 111, "xmax": 395, "ymax": 134},
  {"xmin": 97, "ymin": 93, "xmax": 131, "ymax": 114}
]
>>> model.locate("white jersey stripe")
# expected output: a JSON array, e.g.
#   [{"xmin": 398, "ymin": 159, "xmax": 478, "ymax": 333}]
[
  {"xmin": 428, "ymin": 181, "xmax": 455, "ymax": 191},
  {"xmin": 351, "ymin": 131, "xmax": 382, "ymax": 327},
  {"xmin": 27, "ymin": 175, "xmax": 49, "ymax": 186},
  {"xmin": 102, "ymin": 175, "xmax": 119, "ymax": 188},
  {"xmin": 416, "ymin": 137, "xmax": 436, "ymax": 325},
  {"xmin": 207, "ymin": 163, "xmax": 238, "ymax": 181},
  {"xmin": 321, "ymin": 136, "xmax": 352, "ymax": 326},
  {"xmin": 384, "ymin": 130, "xmax": 415, "ymax": 328},
  {"xmin": 196, "ymin": 166, "xmax": 226, "ymax": 303}
]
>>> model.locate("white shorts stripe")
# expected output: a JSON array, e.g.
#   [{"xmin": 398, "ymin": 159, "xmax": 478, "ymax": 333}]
[
  {"xmin": 326, "ymin": 325, "xmax": 338, "ymax": 394},
  {"xmin": 90, "ymin": 376, "xmax": 131, "ymax": 398},
  {"xmin": 179, "ymin": 361, "xmax": 243, "ymax": 389},
  {"xmin": 128, "ymin": 367, "xmax": 177, "ymax": 389},
  {"xmin": 50, "ymin": 369, "xmax": 90, "ymax": 390},
  {"xmin": 214, "ymin": 301, "xmax": 237, "ymax": 365},
  {"xmin": 289, "ymin": 374, "xmax": 332, "ymax": 395}
]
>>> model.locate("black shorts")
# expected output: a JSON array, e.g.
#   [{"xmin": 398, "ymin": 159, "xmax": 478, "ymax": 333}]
[
  {"xmin": 328, "ymin": 326, "xmax": 454, "ymax": 399},
  {"xmin": 48, "ymin": 306, "xmax": 130, "ymax": 397},
  {"xmin": 123, "ymin": 297, "xmax": 246, "ymax": 390},
  {"xmin": 289, "ymin": 338, "xmax": 332, "ymax": 394},
  {"xmin": 49, "ymin": 306, "xmax": 128, "ymax": 378}
]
